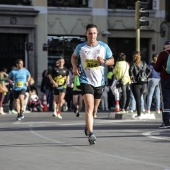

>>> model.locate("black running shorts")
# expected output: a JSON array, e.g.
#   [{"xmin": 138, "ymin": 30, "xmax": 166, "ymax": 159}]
[
  {"xmin": 73, "ymin": 90, "xmax": 82, "ymax": 95},
  {"xmin": 81, "ymin": 83, "xmax": 104, "ymax": 99},
  {"xmin": 53, "ymin": 88, "xmax": 66, "ymax": 95},
  {"xmin": 13, "ymin": 89, "xmax": 26, "ymax": 99}
]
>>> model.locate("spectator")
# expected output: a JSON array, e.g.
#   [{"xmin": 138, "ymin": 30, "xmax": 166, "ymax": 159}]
[
  {"xmin": 65, "ymin": 67, "xmax": 74, "ymax": 111},
  {"xmin": 113, "ymin": 53, "xmax": 131, "ymax": 113},
  {"xmin": 129, "ymin": 51, "xmax": 151, "ymax": 119},
  {"xmin": 0, "ymin": 68, "xmax": 8, "ymax": 115},
  {"xmin": 23, "ymin": 77, "xmax": 37, "ymax": 113},
  {"xmin": 154, "ymin": 40, "xmax": 170, "ymax": 128},
  {"xmin": 8, "ymin": 66, "xmax": 17, "ymax": 114},
  {"xmin": 2, "ymin": 67, "xmax": 9, "ymax": 104},
  {"xmin": 146, "ymin": 53, "xmax": 161, "ymax": 114},
  {"xmin": 41, "ymin": 70, "xmax": 53, "ymax": 111},
  {"xmin": 107, "ymin": 66, "xmax": 115, "ymax": 110},
  {"xmin": 72, "ymin": 75, "xmax": 83, "ymax": 117},
  {"xmin": 28, "ymin": 88, "xmax": 44, "ymax": 112}
]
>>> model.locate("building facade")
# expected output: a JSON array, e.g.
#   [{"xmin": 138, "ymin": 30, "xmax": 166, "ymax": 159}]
[{"xmin": 0, "ymin": 0, "xmax": 169, "ymax": 86}]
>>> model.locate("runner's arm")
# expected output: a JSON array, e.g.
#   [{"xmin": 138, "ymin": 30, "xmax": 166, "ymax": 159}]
[{"xmin": 71, "ymin": 53, "xmax": 80, "ymax": 76}]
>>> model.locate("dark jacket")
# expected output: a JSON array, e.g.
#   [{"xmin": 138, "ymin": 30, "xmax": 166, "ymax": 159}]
[
  {"xmin": 129, "ymin": 61, "xmax": 151, "ymax": 84},
  {"xmin": 41, "ymin": 76, "xmax": 52, "ymax": 93},
  {"xmin": 154, "ymin": 49, "xmax": 170, "ymax": 79}
]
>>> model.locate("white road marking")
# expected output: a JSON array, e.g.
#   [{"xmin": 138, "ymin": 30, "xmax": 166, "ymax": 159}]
[
  {"xmin": 29, "ymin": 124, "xmax": 169, "ymax": 169},
  {"xmin": 14, "ymin": 120, "xmax": 170, "ymax": 141},
  {"xmin": 142, "ymin": 129, "xmax": 170, "ymax": 140}
]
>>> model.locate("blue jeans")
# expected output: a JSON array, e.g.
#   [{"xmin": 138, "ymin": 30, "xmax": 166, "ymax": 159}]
[
  {"xmin": 45, "ymin": 89, "xmax": 53, "ymax": 110},
  {"xmin": 146, "ymin": 78, "xmax": 160, "ymax": 110},
  {"xmin": 161, "ymin": 79, "xmax": 170, "ymax": 124}
]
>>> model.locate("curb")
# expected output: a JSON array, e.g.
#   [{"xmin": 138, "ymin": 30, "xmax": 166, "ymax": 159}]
[{"xmin": 108, "ymin": 112, "xmax": 157, "ymax": 120}]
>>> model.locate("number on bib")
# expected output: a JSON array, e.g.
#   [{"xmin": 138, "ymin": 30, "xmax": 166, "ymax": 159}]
[
  {"xmin": 15, "ymin": 82, "xmax": 24, "ymax": 87},
  {"xmin": 84, "ymin": 59, "xmax": 100, "ymax": 69}
]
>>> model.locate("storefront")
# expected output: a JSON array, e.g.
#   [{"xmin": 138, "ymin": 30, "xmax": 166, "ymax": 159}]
[{"xmin": 48, "ymin": 35, "xmax": 86, "ymax": 70}]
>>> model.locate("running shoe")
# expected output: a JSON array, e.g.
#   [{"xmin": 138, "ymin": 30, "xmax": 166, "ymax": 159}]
[
  {"xmin": 63, "ymin": 102, "xmax": 68, "ymax": 112},
  {"xmin": 52, "ymin": 113, "xmax": 57, "ymax": 117},
  {"xmin": 74, "ymin": 107, "xmax": 76, "ymax": 114},
  {"xmin": 52, "ymin": 110, "xmax": 58, "ymax": 117},
  {"xmin": 88, "ymin": 133, "xmax": 96, "ymax": 145},
  {"xmin": 76, "ymin": 113, "xmax": 80, "ymax": 117},
  {"xmin": 20, "ymin": 112, "xmax": 24, "ymax": 119},
  {"xmin": 57, "ymin": 114, "xmax": 62, "ymax": 119},
  {"xmin": 16, "ymin": 114, "xmax": 21, "ymax": 121},
  {"xmin": 9, "ymin": 110, "xmax": 18, "ymax": 114}
]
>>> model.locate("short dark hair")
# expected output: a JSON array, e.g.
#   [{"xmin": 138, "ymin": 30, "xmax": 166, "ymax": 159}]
[
  {"xmin": 16, "ymin": 59, "xmax": 23, "ymax": 64},
  {"xmin": 118, "ymin": 53, "xmax": 126, "ymax": 61},
  {"xmin": 86, "ymin": 24, "xmax": 97, "ymax": 31},
  {"xmin": 133, "ymin": 51, "xmax": 141, "ymax": 56},
  {"xmin": 152, "ymin": 53, "xmax": 158, "ymax": 60}
]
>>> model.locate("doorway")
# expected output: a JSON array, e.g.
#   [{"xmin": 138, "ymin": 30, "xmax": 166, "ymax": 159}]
[{"xmin": 0, "ymin": 33, "xmax": 27, "ymax": 72}]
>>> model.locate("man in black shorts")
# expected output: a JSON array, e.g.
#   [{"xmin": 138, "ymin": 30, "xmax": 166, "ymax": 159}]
[
  {"xmin": 71, "ymin": 24, "xmax": 114, "ymax": 144},
  {"xmin": 49, "ymin": 58, "xmax": 69, "ymax": 119},
  {"xmin": 8, "ymin": 59, "xmax": 31, "ymax": 120}
]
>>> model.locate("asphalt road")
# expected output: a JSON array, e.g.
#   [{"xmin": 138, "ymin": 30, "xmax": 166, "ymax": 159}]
[{"xmin": 0, "ymin": 111, "xmax": 169, "ymax": 170}]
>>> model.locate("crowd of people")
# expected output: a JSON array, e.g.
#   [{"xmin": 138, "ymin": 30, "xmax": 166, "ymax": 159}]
[{"xmin": 0, "ymin": 24, "xmax": 170, "ymax": 144}]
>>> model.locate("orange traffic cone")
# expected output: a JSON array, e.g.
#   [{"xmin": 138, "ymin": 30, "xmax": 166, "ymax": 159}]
[
  {"xmin": 43, "ymin": 94, "xmax": 48, "ymax": 111},
  {"xmin": 115, "ymin": 100, "xmax": 120, "ymax": 112}
]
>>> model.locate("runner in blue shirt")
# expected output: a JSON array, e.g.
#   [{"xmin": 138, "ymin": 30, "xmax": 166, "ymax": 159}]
[{"xmin": 8, "ymin": 59, "xmax": 31, "ymax": 120}]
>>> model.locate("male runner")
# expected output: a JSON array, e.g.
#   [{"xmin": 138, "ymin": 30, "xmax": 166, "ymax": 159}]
[
  {"xmin": 49, "ymin": 58, "xmax": 69, "ymax": 119},
  {"xmin": 8, "ymin": 59, "xmax": 31, "ymax": 120},
  {"xmin": 71, "ymin": 24, "xmax": 114, "ymax": 144}
]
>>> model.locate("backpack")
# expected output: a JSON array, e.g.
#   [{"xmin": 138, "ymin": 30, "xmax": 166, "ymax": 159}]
[{"xmin": 165, "ymin": 51, "xmax": 170, "ymax": 74}]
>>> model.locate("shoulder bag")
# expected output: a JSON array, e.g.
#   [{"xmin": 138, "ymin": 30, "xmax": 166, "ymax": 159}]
[{"xmin": 0, "ymin": 83, "xmax": 8, "ymax": 93}]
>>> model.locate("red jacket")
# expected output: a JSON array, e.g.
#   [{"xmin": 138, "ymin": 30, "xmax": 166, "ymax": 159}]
[{"xmin": 154, "ymin": 49, "xmax": 170, "ymax": 79}]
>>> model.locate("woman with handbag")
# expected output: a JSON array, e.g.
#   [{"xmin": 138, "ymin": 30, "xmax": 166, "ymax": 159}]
[
  {"xmin": 113, "ymin": 53, "xmax": 131, "ymax": 113},
  {"xmin": 0, "ymin": 69, "xmax": 8, "ymax": 115},
  {"xmin": 129, "ymin": 51, "xmax": 151, "ymax": 119}
]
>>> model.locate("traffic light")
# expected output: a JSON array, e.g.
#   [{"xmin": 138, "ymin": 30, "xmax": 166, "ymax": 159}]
[{"xmin": 135, "ymin": 1, "xmax": 149, "ymax": 29}]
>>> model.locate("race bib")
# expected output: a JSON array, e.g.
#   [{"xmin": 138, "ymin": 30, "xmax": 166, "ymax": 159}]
[
  {"xmin": 54, "ymin": 76, "xmax": 66, "ymax": 86},
  {"xmin": 84, "ymin": 59, "xmax": 100, "ymax": 69},
  {"xmin": 15, "ymin": 82, "xmax": 24, "ymax": 87}
]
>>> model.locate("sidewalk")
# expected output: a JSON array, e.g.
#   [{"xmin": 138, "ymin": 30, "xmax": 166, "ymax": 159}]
[
  {"xmin": 3, "ymin": 103, "xmax": 162, "ymax": 121},
  {"xmin": 108, "ymin": 110, "xmax": 162, "ymax": 120}
]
